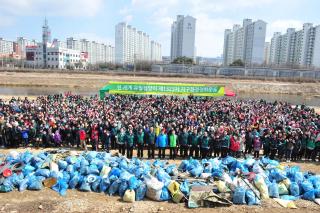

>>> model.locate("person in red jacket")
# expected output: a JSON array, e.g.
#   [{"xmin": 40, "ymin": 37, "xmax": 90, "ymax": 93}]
[
  {"xmin": 91, "ymin": 124, "xmax": 99, "ymax": 151},
  {"xmin": 230, "ymin": 134, "xmax": 240, "ymax": 158},
  {"xmin": 79, "ymin": 127, "xmax": 87, "ymax": 151}
]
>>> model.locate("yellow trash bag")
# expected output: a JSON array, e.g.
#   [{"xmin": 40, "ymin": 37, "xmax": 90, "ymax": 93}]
[
  {"xmin": 168, "ymin": 181, "xmax": 180, "ymax": 195},
  {"xmin": 123, "ymin": 189, "xmax": 135, "ymax": 203},
  {"xmin": 217, "ymin": 180, "xmax": 228, "ymax": 193},
  {"xmin": 282, "ymin": 178, "xmax": 291, "ymax": 188},
  {"xmin": 274, "ymin": 198, "xmax": 297, "ymax": 209}
]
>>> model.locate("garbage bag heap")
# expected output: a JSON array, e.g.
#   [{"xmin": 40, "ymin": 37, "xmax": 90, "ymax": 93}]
[{"xmin": 1, "ymin": 151, "xmax": 320, "ymax": 207}]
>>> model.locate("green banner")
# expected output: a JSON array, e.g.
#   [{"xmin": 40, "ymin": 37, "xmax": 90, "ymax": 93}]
[{"xmin": 100, "ymin": 82, "xmax": 224, "ymax": 99}]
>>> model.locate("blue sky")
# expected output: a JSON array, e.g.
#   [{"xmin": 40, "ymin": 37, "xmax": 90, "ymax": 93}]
[{"xmin": 0, "ymin": 0, "xmax": 319, "ymax": 57}]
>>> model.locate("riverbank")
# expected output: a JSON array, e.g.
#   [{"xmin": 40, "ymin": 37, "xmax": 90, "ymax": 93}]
[{"xmin": 0, "ymin": 71, "xmax": 320, "ymax": 96}]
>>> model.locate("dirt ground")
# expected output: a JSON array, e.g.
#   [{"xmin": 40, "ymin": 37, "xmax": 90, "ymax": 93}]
[
  {"xmin": 0, "ymin": 71, "xmax": 319, "ymax": 96},
  {"xmin": 0, "ymin": 148, "xmax": 320, "ymax": 213}
]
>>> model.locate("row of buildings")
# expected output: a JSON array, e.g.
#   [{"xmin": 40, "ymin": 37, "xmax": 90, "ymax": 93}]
[
  {"xmin": 115, "ymin": 22, "xmax": 162, "ymax": 64},
  {"xmin": 266, "ymin": 23, "xmax": 320, "ymax": 68},
  {"xmin": 223, "ymin": 19, "xmax": 267, "ymax": 66}
]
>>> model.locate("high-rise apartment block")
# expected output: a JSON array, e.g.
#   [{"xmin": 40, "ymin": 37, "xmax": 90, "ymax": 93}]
[
  {"xmin": 115, "ymin": 22, "xmax": 162, "ymax": 64},
  {"xmin": 269, "ymin": 23, "xmax": 320, "ymax": 68},
  {"xmin": 223, "ymin": 19, "xmax": 267, "ymax": 66},
  {"xmin": 170, "ymin": 15, "xmax": 196, "ymax": 61}
]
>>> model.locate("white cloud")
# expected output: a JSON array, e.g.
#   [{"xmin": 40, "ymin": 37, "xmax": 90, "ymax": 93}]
[{"xmin": 0, "ymin": 0, "xmax": 104, "ymax": 17}]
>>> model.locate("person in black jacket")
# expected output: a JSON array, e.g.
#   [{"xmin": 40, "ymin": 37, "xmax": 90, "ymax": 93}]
[{"xmin": 145, "ymin": 127, "xmax": 156, "ymax": 159}]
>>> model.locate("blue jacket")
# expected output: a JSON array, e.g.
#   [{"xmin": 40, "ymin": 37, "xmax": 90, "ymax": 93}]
[
  {"xmin": 21, "ymin": 130, "xmax": 29, "ymax": 139},
  {"xmin": 156, "ymin": 133, "xmax": 168, "ymax": 148}
]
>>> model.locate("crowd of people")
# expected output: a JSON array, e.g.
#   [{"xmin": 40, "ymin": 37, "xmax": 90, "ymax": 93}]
[{"xmin": 0, "ymin": 94, "xmax": 319, "ymax": 162}]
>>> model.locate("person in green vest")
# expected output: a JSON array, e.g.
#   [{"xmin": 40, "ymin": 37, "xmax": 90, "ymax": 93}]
[
  {"xmin": 221, "ymin": 131, "xmax": 230, "ymax": 158},
  {"xmin": 126, "ymin": 129, "xmax": 135, "ymax": 159},
  {"xmin": 305, "ymin": 134, "xmax": 315, "ymax": 161},
  {"xmin": 116, "ymin": 128, "xmax": 126, "ymax": 156},
  {"xmin": 169, "ymin": 129, "xmax": 178, "ymax": 160},
  {"xmin": 179, "ymin": 127, "xmax": 189, "ymax": 158},
  {"xmin": 200, "ymin": 131, "xmax": 210, "ymax": 159},
  {"xmin": 189, "ymin": 129, "xmax": 200, "ymax": 159},
  {"xmin": 313, "ymin": 133, "xmax": 320, "ymax": 162},
  {"xmin": 146, "ymin": 127, "xmax": 156, "ymax": 159},
  {"xmin": 136, "ymin": 128, "xmax": 145, "ymax": 158}
]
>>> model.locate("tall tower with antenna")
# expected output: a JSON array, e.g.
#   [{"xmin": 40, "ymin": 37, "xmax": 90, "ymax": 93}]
[{"xmin": 42, "ymin": 18, "xmax": 51, "ymax": 68}]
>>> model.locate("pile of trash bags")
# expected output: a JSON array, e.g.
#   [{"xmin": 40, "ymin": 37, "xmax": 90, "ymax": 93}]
[{"xmin": 0, "ymin": 151, "xmax": 320, "ymax": 208}]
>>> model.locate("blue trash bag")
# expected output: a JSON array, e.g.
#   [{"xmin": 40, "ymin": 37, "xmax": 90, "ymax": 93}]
[
  {"xmin": 10, "ymin": 173, "xmax": 24, "ymax": 187},
  {"xmin": 69, "ymin": 172, "xmax": 80, "ymax": 189},
  {"xmin": 21, "ymin": 151, "xmax": 33, "ymax": 164},
  {"xmin": 50, "ymin": 171, "xmax": 60, "ymax": 179},
  {"xmin": 66, "ymin": 156, "xmax": 77, "ymax": 164},
  {"xmin": 289, "ymin": 182, "xmax": 300, "ymax": 197},
  {"xmin": 119, "ymin": 181, "xmax": 129, "ymax": 197},
  {"xmin": 128, "ymin": 176, "xmax": 139, "ymax": 190},
  {"xmin": 66, "ymin": 164, "xmax": 75, "ymax": 175},
  {"xmin": 302, "ymin": 190, "xmax": 315, "ymax": 201},
  {"xmin": 37, "ymin": 152, "xmax": 48, "ymax": 160},
  {"xmin": 79, "ymin": 177, "xmax": 92, "ymax": 192},
  {"xmin": 109, "ymin": 168, "xmax": 121, "ymax": 178},
  {"xmin": 80, "ymin": 158, "xmax": 89, "ymax": 167},
  {"xmin": 178, "ymin": 160, "xmax": 190, "ymax": 172},
  {"xmin": 58, "ymin": 160, "xmax": 68, "ymax": 170},
  {"xmin": 190, "ymin": 166, "xmax": 203, "ymax": 177},
  {"xmin": 180, "ymin": 180, "xmax": 190, "ymax": 196},
  {"xmin": 28, "ymin": 176, "xmax": 43, "ymax": 190},
  {"xmin": 35, "ymin": 169, "xmax": 51, "ymax": 178},
  {"xmin": 212, "ymin": 169, "xmax": 224, "ymax": 179},
  {"xmin": 19, "ymin": 177, "xmax": 29, "ymax": 191},
  {"xmin": 268, "ymin": 180, "xmax": 280, "ymax": 198},
  {"xmin": 166, "ymin": 164, "xmax": 177, "ymax": 175},
  {"xmin": 120, "ymin": 170, "xmax": 133, "ymax": 181},
  {"xmin": 270, "ymin": 169, "xmax": 287, "ymax": 182},
  {"xmin": 0, "ymin": 184, "xmax": 13, "ymax": 192},
  {"xmin": 160, "ymin": 187, "xmax": 170, "ymax": 201},
  {"xmin": 62, "ymin": 171, "xmax": 71, "ymax": 182},
  {"xmin": 22, "ymin": 164, "xmax": 35, "ymax": 176},
  {"xmin": 233, "ymin": 187, "xmax": 246, "ymax": 204},
  {"xmin": 85, "ymin": 151, "xmax": 97, "ymax": 162},
  {"xmin": 1, "ymin": 178, "xmax": 14, "ymax": 192},
  {"xmin": 222, "ymin": 156, "xmax": 236, "ymax": 166},
  {"xmin": 99, "ymin": 177, "xmax": 110, "ymax": 192},
  {"xmin": 87, "ymin": 164, "xmax": 99, "ymax": 175},
  {"xmin": 308, "ymin": 176, "xmax": 320, "ymax": 190},
  {"xmin": 108, "ymin": 179, "xmax": 121, "ymax": 195},
  {"xmin": 156, "ymin": 168, "xmax": 171, "ymax": 183},
  {"xmin": 91, "ymin": 176, "xmax": 102, "ymax": 192},
  {"xmin": 153, "ymin": 159, "xmax": 165, "ymax": 168},
  {"xmin": 315, "ymin": 189, "xmax": 320, "ymax": 198},
  {"xmin": 301, "ymin": 181, "xmax": 314, "ymax": 193},
  {"xmin": 293, "ymin": 172, "xmax": 304, "ymax": 184},
  {"xmin": 280, "ymin": 195, "xmax": 299, "ymax": 201},
  {"xmin": 246, "ymin": 190, "xmax": 260, "ymax": 205},
  {"xmin": 119, "ymin": 159, "xmax": 129, "ymax": 170},
  {"xmin": 135, "ymin": 181, "xmax": 147, "ymax": 201},
  {"xmin": 52, "ymin": 178, "xmax": 68, "ymax": 196},
  {"xmin": 80, "ymin": 165, "xmax": 89, "ymax": 176},
  {"xmin": 134, "ymin": 167, "xmax": 145, "ymax": 178}
]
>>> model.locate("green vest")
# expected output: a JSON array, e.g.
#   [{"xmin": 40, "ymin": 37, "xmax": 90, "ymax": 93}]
[
  {"xmin": 190, "ymin": 134, "xmax": 199, "ymax": 146},
  {"xmin": 201, "ymin": 136, "xmax": 210, "ymax": 149},
  {"xmin": 117, "ymin": 133, "xmax": 126, "ymax": 145},
  {"xmin": 147, "ymin": 132, "xmax": 156, "ymax": 145},
  {"xmin": 136, "ymin": 132, "xmax": 144, "ymax": 145},
  {"xmin": 126, "ymin": 133, "xmax": 134, "ymax": 147},
  {"xmin": 169, "ymin": 134, "xmax": 177, "ymax": 147},
  {"xmin": 179, "ymin": 132, "xmax": 189, "ymax": 146}
]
